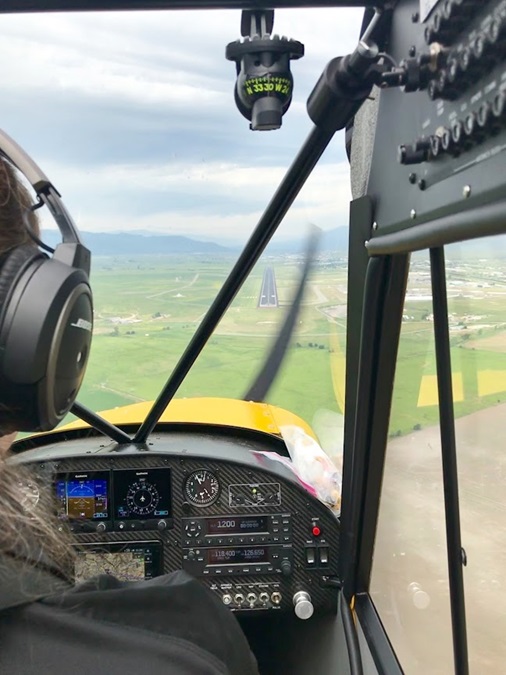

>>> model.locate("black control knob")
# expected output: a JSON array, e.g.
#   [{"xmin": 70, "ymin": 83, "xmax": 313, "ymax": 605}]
[
  {"xmin": 451, "ymin": 120, "xmax": 463, "ymax": 145},
  {"xmin": 96, "ymin": 522, "xmax": 106, "ymax": 533},
  {"xmin": 493, "ymin": 91, "xmax": 505, "ymax": 117},
  {"xmin": 449, "ymin": 0, "xmax": 480, "ymax": 15},
  {"xmin": 437, "ymin": 64, "xmax": 461, "ymax": 101},
  {"xmin": 157, "ymin": 519, "xmax": 167, "ymax": 531},
  {"xmin": 427, "ymin": 79, "xmax": 440, "ymax": 101},
  {"xmin": 487, "ymin": 18, "xmax": 506, "ymax": 50},
  {"xmin": 441, "ymin": 127, "xmax": 452, "ymax": 152},
  {"xmin": 281, "ymin": 559, "xmax": 292, "ymax": 577},
  {"xmin": 458, "ymin": 45, "xmax": 486, "ymax": 80},
  {"xmin": 430, "ymin": 134, "xmax": 442, "ymax": 158},
  {"xmin": 431, "ymin": 11, "xmax": 452, "ymax": 44},
  {"xmin": 458, "ymin": 47, "xmax": 472, "ymax": 76},
  {"xmin": 441, "ymin": 0, "xmax": 466, "ymax": 30},
  {"xmin": 477, "ymin": 101, "xmax": 491, "ymax": 131},
  {"xmin": 464, "ymin": 112, "xmax": 477, "ymax": 143},
  {"xmin": 398, "ymin": 137, "xmax": 432, "ymax": 165},
  {"xmin": 492, "ymin": 91, "xmax": 506, "ymax": 127}
]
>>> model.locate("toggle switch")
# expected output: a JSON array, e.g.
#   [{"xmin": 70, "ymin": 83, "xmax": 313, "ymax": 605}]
[{"xmin": 319, "ymin": 547, "xmax": 329, "ymax": 565}]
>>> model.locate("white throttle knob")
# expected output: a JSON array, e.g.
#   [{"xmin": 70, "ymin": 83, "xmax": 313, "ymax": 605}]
[{"xmin": 293, "ymin": 591, "xmax": 314, "ymax": 620}]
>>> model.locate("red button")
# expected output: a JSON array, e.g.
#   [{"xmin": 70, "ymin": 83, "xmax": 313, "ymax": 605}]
[{"xmin": 312, "ymin": 526, "xmax": 321, "ymax": 537}]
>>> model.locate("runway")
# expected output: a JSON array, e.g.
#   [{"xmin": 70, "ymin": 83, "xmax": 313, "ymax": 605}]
[{"xmin": 258, "ymin": 267, "xmax": 279, "ymax": 308}]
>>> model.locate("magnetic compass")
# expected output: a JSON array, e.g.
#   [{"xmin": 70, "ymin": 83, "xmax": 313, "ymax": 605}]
[
  {"xmin": 184, "ymin": 470, "xmax": 220, "ymax": 507},
  {"xmin": 126, "ymin": 480, "xmax": 160, "ymax": 516}
]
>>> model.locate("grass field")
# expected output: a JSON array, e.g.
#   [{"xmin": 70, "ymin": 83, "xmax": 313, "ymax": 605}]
[
  {"xmin": 389, "ymin": 252, "xmax": 506, "ymax": 436},
  {"xmin": 73, "ymin": 254, "xmax": 348, "ymax": 428},
  {"xmin": 72, "ymin": 247, "xmax": 506, "ymax": 441}
]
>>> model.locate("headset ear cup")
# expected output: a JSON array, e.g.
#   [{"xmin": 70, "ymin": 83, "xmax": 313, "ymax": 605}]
[
  {"xmin": 0, "ymin": 247, "xmax": 92, "ymax": 431},
  {"xmin": 0, "ymin": 245, "xmax": 45, "ymax": 432},
  {"xmin": 0, "ymin": 244, "xmax": 42, "ymax": 312}
]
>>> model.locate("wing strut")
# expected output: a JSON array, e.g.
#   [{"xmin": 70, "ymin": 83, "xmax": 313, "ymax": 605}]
[{"xmin": 134, "ymin": 125, "xmax": 334, "ymax": 444}]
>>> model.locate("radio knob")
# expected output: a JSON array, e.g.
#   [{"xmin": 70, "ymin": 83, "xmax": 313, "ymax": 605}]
[
  {"xmin": 96, "ymin": 522, "xmax": 106, "ymax": 533},
  {"xmin": 281, "ymin": 559, "xmax": 292, "ymax": 577},
  {"xmin": 293, "ymin": 591, "xmax": 314, "ymax": 620},
  {"xmin": 188, "ymin": 550, "xmax": 196, "ymax": 560}
]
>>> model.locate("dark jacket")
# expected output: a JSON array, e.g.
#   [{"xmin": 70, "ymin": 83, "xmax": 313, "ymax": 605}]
[{"xmin": 0, "ymin": 569, "xmax": 259, "ymax": 675}]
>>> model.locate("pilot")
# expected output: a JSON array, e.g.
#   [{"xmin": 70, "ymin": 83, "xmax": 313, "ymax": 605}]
[{"xmin": 0, "ymin": 157, "xmax": 259, "ymax": 675}]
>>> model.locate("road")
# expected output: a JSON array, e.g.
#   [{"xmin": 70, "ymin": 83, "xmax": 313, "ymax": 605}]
[{"xmin": 258, "ymin": 267, "xmax": 279, "ymax": 308}]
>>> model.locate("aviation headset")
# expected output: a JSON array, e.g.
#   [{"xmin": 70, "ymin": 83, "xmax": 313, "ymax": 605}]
[{"xmin": 0, "ymin": 129, "xmax": 93, "ymax": 433}]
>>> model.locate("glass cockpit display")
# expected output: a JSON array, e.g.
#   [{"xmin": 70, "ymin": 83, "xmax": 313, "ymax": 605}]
[
  {"xmin": 74, "ymin": 542, "xmax": 163, "ymax": 583},
  {"xmin": 113, "ymin": 468, "xmax": 172, "ymax": 520},
  {"xmin": 56, "ymin": 472, "xmax": 109, "ymax": 521}
]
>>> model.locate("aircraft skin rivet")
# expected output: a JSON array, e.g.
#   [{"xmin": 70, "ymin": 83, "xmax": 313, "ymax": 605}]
[
  {"xmin": 410, "ymin": 209, "xmax": 417, "ymax": 219},
  {"xmin": 463, "ymin": 185, "xmax": 472, "ymax": 198}
]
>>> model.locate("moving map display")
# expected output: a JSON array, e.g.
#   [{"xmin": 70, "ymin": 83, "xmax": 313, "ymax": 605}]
[{"xmin": 75, "ymin": 542, "xmax": 163, "ymax": 583}]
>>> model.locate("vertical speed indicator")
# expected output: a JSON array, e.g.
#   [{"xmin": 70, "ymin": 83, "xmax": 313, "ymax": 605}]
[{"xmin": 184, "ymin": 470, "xmax": 220, "ymax": 507}]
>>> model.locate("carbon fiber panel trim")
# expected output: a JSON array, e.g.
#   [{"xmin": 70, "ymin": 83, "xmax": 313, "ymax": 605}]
[{"xmin": 20, "ymin": 432, "xmax": 340, "ymax": 615}]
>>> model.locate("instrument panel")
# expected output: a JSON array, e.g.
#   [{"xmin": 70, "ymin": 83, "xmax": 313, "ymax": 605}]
[
  {"xmin": 366, "ymin": 0, "xmax": 506, "ymax": 233},
  {"xmin": 12, "ymin": 427, "xmax": 340, "ymax": 618}
]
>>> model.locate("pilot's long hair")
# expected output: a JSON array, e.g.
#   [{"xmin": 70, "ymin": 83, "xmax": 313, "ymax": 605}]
[
  {"xmin": 0, "ymin": 157, "xmax": 40, "ymax": 436},
  {"xmin": 0, "ymin": 456, "xmax": 76, "ymax": 578},
  {"xmin": 0, "ymin": 157, "xmax": 40, "ymax": 253},
  {"xmin": 0, "ymin": 158, "xmax": 75, "ymax": 578}
]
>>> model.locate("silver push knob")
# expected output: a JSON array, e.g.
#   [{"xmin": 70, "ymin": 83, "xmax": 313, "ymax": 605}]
[{"xmin": 293, "ymin": 591, "xmax": 314, "ymax": 620}]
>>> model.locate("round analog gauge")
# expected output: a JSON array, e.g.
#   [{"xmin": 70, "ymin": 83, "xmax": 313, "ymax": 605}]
[
  {"xmin": 18, "ymin": 480, "xmax": 40, "ymax": 512},
  {"xmin": 126, "ymin": 481, "xmax": 160, "ymax": 516},
  {"xmin": 184, "ymin": 470, "xmax": 220, "ymax": 507}
]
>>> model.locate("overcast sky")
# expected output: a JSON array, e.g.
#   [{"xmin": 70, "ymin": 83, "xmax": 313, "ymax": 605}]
[{"xmin": 0, "ymin": 7, "xmax": 363, "ymax": 243}]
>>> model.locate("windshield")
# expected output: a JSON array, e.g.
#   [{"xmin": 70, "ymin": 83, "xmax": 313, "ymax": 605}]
[{"xmin": 0, "ymin": 8, "xmax": 362, "ymax": 434}]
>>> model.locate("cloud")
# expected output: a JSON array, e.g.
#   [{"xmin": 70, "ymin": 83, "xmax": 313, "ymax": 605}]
[
  {"xmin": 37, "ymin": 158, "xmax": 352, "ymax": 243},
  {"xmin": 0, "ymin": 7, "xmax": 363, "ymax": 239}
]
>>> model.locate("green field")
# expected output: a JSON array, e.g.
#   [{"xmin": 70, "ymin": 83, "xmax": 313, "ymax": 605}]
[
  {"xmin": 74, "ymin": 254, "xmax": 348, "ymax": 429},
  {"xmin": 71, "ymin": 249, "xmax": 506, "ymax": 441},
  {"xmin": 389, "ymin": 253, "xmax": 506, "ymax": 436}
]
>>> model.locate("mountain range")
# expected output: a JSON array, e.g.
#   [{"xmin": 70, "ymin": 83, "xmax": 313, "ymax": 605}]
[{"xmin": 40, "ymin": 227, "xmax": 349, "ymax": 256}]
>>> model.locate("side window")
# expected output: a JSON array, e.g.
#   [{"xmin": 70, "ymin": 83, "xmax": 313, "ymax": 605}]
[
  {"xmin": 369, "ymin": 252, "xmax": 454, "ymax": 674},
  {"xmin": 446, "ymin": 235, "xmax": 506, "ymax": 673},
  {"xmin": 370, "ymin": 237, "xmax": 506, "ymax": 673}
]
